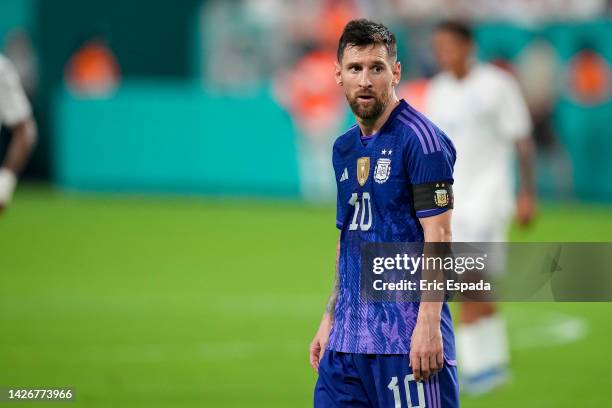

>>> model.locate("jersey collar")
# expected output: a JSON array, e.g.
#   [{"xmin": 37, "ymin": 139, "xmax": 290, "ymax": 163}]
[{"xmin": 356, "ymin": 99, "xmax": 407, "ymax": 149}]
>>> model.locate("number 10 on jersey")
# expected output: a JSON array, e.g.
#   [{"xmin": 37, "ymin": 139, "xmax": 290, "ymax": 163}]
[{"xmin": 348, "ymin": 192, "xmax": 372, "ymax": 231}]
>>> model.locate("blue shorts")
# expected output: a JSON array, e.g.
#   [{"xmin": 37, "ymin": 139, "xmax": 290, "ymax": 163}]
[{"xmin": 314, "ymin": 350, "xmax": 459, "ymax": 408}]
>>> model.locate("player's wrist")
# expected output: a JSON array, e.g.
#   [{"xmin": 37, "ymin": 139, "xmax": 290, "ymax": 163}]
[
  {"xmin": 321, "ymin": 312, "xmax": 333, "ymax": 325},
  {"xmin": 0, "ymin": 168, "xmax": 17, "ymax": 205},
  {"xmin": 417, "ymin": 303, "xmax": 442, "ymax": 323}
]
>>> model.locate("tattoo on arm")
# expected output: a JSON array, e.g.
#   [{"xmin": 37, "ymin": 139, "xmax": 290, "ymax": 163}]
[
  {"xmin": 325, "ymin": 273, "xmax": 339, "ymax": 317},
  {"xmin": 325, "ymin": 238, "xmax": 341, "ymax": 319}
]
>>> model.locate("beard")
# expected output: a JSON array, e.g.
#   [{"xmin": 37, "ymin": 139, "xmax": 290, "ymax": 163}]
[{"xmin": 347, "ymin": 91, "xmax": 389, "ymax": 122}]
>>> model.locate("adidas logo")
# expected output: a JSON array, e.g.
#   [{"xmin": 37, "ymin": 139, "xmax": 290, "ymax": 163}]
[{"xmin": 340, "ymin": 168, "xmax": 349, "ymax": 182}]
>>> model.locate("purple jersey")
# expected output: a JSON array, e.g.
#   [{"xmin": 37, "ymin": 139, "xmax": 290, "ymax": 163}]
[{"xmin": 327, "ymin": 99, "xmax": 457, "ymax": 358}]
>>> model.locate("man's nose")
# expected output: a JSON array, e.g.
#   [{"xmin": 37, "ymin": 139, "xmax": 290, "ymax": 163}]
[{"xmin": 358, "ymin": 70, "xmax": 373, "ymax": 88}]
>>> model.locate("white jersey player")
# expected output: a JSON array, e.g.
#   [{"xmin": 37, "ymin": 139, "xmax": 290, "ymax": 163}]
[
  {"xmin": 425, "ymin": 21, "xmax": 536, "ymax": 394},
  {"xmin": 0, "ymin": 53, "xmax": 37, "ymax": 211}
]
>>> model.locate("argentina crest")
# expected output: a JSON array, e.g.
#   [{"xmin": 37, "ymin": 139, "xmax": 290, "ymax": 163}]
[
  {"xmin": 434, "ymin": 183, "xmax": 449, "ymax": 207},
  {"xmin": 374, "ymin": 158, "xmax": 391, "ymax": 184}
]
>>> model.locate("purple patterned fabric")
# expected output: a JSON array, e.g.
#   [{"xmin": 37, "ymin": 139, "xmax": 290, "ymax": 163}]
[{"xmin": 328, "ymin": 100, "xmax": 457, "ymax": 356}]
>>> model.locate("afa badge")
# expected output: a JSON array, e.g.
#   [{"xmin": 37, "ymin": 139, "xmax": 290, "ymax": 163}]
[
  {"xmin": 434, "ymin": 184, "xmax": 449, "ymax": 207},
  {"xmin": 357, "ymin": 157, "xmax": 370, "ymax": 186},
  {"xmin": 374, "ymin": 158, "xmax": 391, "ymax": 184}
]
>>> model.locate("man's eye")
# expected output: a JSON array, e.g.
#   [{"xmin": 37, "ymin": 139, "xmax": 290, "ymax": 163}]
[
  {"xmin": 373, "ymin": 66, "xmax": 383, "ymax": 73},
  {"xmin": 350, "ymin": 66, "xmax": 360, "ymax": 72}
]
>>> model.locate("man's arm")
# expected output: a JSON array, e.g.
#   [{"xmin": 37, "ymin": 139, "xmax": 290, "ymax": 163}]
[
  {"xmin": 410, "ymin": 210, "xmax": 452, "ymax": 382},
  {"xmin": 3, "ymin": 118, "xmax": 37, "ymax": 174},
  {"xmin": 0, "ymin": 56, "xmax": 38, "ymax": 210},
  {"xmin": 325, "ymin": 238, "xmax": 341, "ymax": 320},
  {"xmin": 515, "ymin": 137, "xmax": 536, "ymax": 226},
  {"xmin": 309, "ymin": 237, "xmax": 340, "ymax": 371},
  {"xmin": 0, "ymin": 118, "xmax": 37, "ymax": 210}
]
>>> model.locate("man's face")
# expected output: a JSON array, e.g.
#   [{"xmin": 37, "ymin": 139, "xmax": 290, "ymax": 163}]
[
  {"xmin": 432, "ymin": 30, "xmax": 472, "ymax": 73},
  {"xmin": 336, "ymin": 44, "xmax": 400, "ymax": 121}
]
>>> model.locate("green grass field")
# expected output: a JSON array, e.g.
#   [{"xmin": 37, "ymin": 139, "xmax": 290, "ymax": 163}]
[{"xmin": 1, "ymin": 186, "xmax": 611, "ymax": 407}]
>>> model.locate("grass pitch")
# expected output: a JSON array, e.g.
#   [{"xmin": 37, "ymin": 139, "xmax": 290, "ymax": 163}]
[{"xmin": 1, "ymin": 186, "xmax": 611, "ymax": 407}]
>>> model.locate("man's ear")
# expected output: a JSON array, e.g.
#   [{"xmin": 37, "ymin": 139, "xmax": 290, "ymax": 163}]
[
  {"xmin": 393, "ymin": 61, "xmax": 402, "ymax": 86},
  {"xmin": 335, "ymin": 62, "xmax": 343, "ymax": 86}
]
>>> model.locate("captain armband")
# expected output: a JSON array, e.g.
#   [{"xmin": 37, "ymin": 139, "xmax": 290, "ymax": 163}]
[{"xmin": 412, "ymin": 181, "xmax": 454, "ymax": 212}]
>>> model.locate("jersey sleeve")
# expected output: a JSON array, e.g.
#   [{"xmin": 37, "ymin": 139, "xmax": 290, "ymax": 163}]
[
  {"xmin": 497, "ymin": 74, "xmax": 532, "ymax": 141},
  {"xmin": 0, "ymin": 58, "xmax": 31, "ymax": 127},
  {"xmin": 404, "ymin": 127, "xmax": 456, "ymax": 218}
]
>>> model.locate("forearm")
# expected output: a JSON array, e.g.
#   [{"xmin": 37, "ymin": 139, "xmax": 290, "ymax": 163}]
[
  {"xmin": 516, "ymin": 137, "xmax": 535, "ymax": 194},
  {"xmin": 323, "ymin": 282, "xmax": 338, "ymax": 322},
  {"xmin": 323, "ymin": 238, "xmax": 341, "ymax": 322},
  {"xmin": 3, "ymin": 118, "xmax": 37, "ymax": 174},
  {"xmin": 419, "ymin": 211, "xmax": 453, "ymax": 319}
]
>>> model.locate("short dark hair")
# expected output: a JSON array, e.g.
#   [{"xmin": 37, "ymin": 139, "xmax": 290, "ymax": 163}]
[
  {"xmin": 337, "ymin": 19, "xmax": 397, "ymax": 62},
  {"xmin": 435, "ymin": 20, "xmax": 473, "ymax": 42}
]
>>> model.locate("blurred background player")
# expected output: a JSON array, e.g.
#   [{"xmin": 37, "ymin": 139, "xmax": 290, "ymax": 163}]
[
  {"xmin": 425, "ymin": 20, "xmax": 536, "ymax": 395},
  {"xmin": 0, "ymin": 52, "xmax": 37, "ymax": 212}
]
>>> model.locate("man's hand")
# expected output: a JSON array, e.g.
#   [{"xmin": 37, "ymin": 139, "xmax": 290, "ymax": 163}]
[
  {"xmin": 309, "ymin": 313, "xmax": 333, "ymax": 372},
  {"xmin": 409, "ymin": 309, "xmax": 444, "ymax": 382},
  {"xmin": 516, "ymin": 189, "xmax": 536, "ymax": 226}
]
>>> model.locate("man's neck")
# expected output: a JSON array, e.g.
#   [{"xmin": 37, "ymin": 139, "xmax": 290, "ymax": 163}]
[
  {"xmin": 357, "ymin": 96, "xmax": 400, "ymax": 137},
  {"xmin": 451, "ymin": 60, "xmax": 472, "ymax": 80}
]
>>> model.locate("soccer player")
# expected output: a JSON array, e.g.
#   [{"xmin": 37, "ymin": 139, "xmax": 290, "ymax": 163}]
[
  {"xmin": 0, "ymin": 53, "xmax": 37, "ymax": 212},
  {"xmin": 310, "ymin": 20, "xmax": 459, "ymax": 407},
  {"xmin": 425, "ymin": 21, "xmax": 536, "ymax": 394}
]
